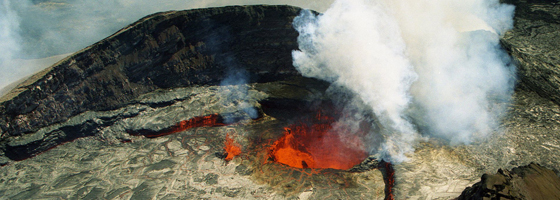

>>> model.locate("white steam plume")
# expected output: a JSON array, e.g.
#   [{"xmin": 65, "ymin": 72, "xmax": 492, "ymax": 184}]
[
  {"xmin": 387, "ymin": 0, "xmax": 516, "ymax": 144},
  {"xmin": 292, "ymin": 0, "xmax": 515, "ymax": 162}
]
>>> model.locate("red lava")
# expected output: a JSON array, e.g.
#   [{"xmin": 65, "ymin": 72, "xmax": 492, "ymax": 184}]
[
  {"xmin": 127, "ymin": 113, "xmax": 243, "ymax": 160},
  {"xmin": 224, "ymin": 133, "xmax": 242, "ymax": 161},
  {"xmin": 381, "ymin": 161, "xmax": 395, "ymax": 200},
  {"xmin": 168, "ymin": 114, "xmax": 225, "ymax": 135},
  {"xmin": 268, "ymin": 111, "xmax": 368, "ymax": 170},
  {"xmin": 127, "ymin": 114, "xmax": 226, "ymax": 138}
]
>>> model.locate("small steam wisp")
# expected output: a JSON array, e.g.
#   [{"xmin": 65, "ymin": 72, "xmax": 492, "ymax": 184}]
[{"xmin": 292, "ymin": 0, "xmax": 515, "ymax": 162}]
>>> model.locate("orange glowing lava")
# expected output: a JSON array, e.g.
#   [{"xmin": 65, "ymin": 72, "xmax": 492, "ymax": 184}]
[
  {"xmin": 224, "ymin": 133, "xmax": 242, "ymax": 161},
  {"xmin": 128, "ymin": 114, "xmax": 226, "ymax": 138},
  {"xmin": 268, "ymin": 112, "xmax": 368, "ymax": 170},
  {"xmin": 170, "ymin": 114, "xmax": 225, "ymax": 134}
]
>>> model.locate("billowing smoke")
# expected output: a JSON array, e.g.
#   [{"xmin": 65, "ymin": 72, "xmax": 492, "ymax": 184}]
[
  {"xmin": 0, "ymin": 0, "xmax": 334, "ymax": 92},
  {"xmin": 292, "ymin": 0, "xmax": 515, "ymax": 162}
]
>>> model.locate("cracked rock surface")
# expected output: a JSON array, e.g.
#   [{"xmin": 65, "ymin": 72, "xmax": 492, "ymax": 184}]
[{"xmin": 501, "ymin": 0, "xmax": 560, "ymax": 105}]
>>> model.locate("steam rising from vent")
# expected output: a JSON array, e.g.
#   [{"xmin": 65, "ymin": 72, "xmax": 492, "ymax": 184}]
[
  {"xmin": 292, "ymin": 0, "xmax": 516, "ymax": 162},
  {"xmin": 219, "ymin": 68, "xmax": 259, "ymax": 124}
]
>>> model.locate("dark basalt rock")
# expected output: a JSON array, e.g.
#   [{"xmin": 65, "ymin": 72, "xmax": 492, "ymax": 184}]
[
  {"xmin": 500, "ymin": 0, "xmax": 560, "ymax": 105},
  {"xmin": 0, "ymin": 5, "xmax": 304, "ymax": 137},
  {"xmin": 458, "ymin": 163, "xmax": 560, "ymax": 200}
]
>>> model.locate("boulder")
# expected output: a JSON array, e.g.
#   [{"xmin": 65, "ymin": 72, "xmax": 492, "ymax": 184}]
[{"xmin": 459, "ymin": 163, "xmax": 560, "ymax": 199}]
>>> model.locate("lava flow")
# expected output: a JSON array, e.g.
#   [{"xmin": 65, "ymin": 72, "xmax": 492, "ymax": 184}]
[
  {"xmin": 224, "ymin": 133, "xmax": 242, "ymax": 161},
  {"xmin": 128, "ymin": 114, "xmax": 226, "ymax": 138},
  {"xmin": 380, "ymin": 161, "xmax": 395, "ymax": 200},
  {"xmin": 128, "ymin": 113, "xmax": 243, "ymax": 160},
  {"xmin": 268, "ymin": 111, "xmax": 368, "ymax": 170},
  {"xmin": 169, "ymin": 114, "xmax": 225, "ymax": 135}
]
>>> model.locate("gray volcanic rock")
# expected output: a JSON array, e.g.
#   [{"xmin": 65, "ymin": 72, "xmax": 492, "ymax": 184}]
[
  {"xmin": 458, "ymin": 163, "xmax": 560, "ymax": 199},
  {"xmin": 501, "ymin": 0, "xmax": 560, "ymax": 105}
]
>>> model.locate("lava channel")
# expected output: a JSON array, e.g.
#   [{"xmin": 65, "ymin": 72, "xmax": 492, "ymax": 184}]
[
  {"xmin": 128, "ymin": 114, "xmax": 226, "ymax": 138},
  {"xmin": 268, "ymin": 111, "xmax": 368, "ymax": 170},
  {"xmin": 128, "ymin": 113, "xmax": 243, "ymax": 161},
  {"xmin": 380, "ymin": 161, "xmax": 395, "ymax": 200}
]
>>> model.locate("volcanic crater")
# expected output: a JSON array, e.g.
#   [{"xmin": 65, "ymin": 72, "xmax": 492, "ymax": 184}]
[{"xmin": 0, "ymin": 2, "xmax": 560, "ymax": 199}]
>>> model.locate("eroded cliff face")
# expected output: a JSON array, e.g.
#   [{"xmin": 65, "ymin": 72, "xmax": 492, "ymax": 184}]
[{"xmin": 0, "ymin": 5, "xmax": 302, "ymax": 137}]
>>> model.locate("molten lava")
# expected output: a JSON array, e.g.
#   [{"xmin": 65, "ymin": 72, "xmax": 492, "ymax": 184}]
[
  {"xmin": 128, "ymin": 113, "xmax": 243, "ymax": 161},
  {"xmin": 224, "ymin": 133, "xmax": 242, "ymax": 161},
  {"xmin": 381, "ymin": 161, "xmax": 395, "ymax": 200},
  {"xmin": 170, "ymin": 114, "xmax": 225, "ymax": 134},
  {"xmin": 128, "ymin": 114, "xmax": 226, "ymax": 138},
  {"xmin": 268, "ymin": 112, "xmax": 368, "ymax": 170}
]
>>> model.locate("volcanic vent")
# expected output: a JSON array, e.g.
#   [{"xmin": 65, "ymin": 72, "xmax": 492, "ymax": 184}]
[
  {"xmin": 267, "ymin": 110, "xmax": 368, "ymax": 170},
  {"xmin": 255, "ymin": 100, "xmax": 396, "ymax": 199},
  {"xmin": 3, "ymin": 1, "xmax": 560, "ymax": 199}
]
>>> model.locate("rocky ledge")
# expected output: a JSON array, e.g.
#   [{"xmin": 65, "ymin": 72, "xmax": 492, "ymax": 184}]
[{"xmin": 459, "ymin": 163, "xmax": 560, "ymax": 199}]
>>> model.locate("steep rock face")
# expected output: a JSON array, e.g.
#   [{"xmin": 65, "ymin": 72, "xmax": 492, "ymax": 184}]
[
  {"xmin": 0, "ymin": 5, "xmax": 303, "ymax": 137},
  {"xmin": 501, "ymin": 0, "xmax": 560, "ymax": 104},
  {"xmin": 458, "ymin": 163, "xmax": 560, "ymax": 199}
]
